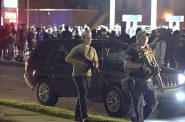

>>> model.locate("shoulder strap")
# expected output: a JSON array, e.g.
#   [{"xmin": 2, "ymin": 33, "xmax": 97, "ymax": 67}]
[{"xmin": 87, "ymin": 46, "xmax": 92, "ymax": 57}]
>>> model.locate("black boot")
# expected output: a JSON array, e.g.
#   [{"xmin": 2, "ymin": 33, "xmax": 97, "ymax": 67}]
[{"xmin": 15, "ymin": 55, "xmax": 19, "ymax": 61}]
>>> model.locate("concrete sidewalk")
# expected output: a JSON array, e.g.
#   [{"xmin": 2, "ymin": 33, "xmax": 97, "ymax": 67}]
[
  {"xmin": 0, "ymin": 53, "xmax": 29, "ymax": 67},
  {"xmin": 0, "ymin": 105, "xmax": 75, "ymax": 122}
]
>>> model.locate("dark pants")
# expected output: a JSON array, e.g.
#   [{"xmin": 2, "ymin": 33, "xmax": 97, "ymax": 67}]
[
  {"xmin": 130, "ymin": 81, "xmax": 158, "ymax": 122},
  {"xmin": 73, "ymin": 76, "xmax": 91, "ymax": 119}
]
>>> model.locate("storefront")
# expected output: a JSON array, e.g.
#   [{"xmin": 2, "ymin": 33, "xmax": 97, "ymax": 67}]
[{"xmin": 1, "ymin": 0, "xmax": 18, "ymax": 25}]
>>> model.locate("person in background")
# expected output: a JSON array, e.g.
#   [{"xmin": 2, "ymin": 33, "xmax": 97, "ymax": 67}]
[
  {"xmin": 175, "ymin": 30, "xmax": 185, "ymax": 72},
  {"xmin": 130, "ymin": 27, "xmax": 142, "ymax": 44},
  {"xmin": 15, "ymin": 23, "xmax": 27, "ymax": 62},
  {"xmin": 65, "ymin": 31, "xmax": 99, "ymax": 122},
  {"xmin": 27, "ymin": 27, "xmax": 35, "ymax": 54},
  {"xmin": 61, "ymin": 25, "xmax": 72, "ymax": 41},
  {"xmin": 149, "ymin": 29, "xmax": 166, "ymax": 66},
  {"xmin": 118, "ymin": 26, "xmax": 130, "ymax": 44}
]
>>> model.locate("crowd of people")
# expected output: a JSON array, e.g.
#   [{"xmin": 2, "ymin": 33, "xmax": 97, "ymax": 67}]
[{"xmin": 0, "ymin": 23, "xmax": 184, "ymax": 71}]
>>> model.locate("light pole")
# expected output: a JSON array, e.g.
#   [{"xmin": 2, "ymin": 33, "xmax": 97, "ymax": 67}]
[
  {"xmin": 151, "ymin": 0, "xmax": 157, "ymax": 30},
  {"xmin": 0, "ymin": 0, "xmax": 1, "ymax": 25},
  {"xmin": 109, "ymin": 0, "xmax": 115, "ymax": 30},
  {"xmin": 27, "ymin": 0, "xmax": 29, "ymax": 27}
]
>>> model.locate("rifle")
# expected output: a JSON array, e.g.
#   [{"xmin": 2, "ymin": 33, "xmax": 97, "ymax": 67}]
[
  {"xmin": 76, "ymin": 52, "xmax": 109, "ymax": 84},
  {"xmin": 138, "ymin": 47, "xmax": 166, "ymax": 95},
  {"xmin": 76, "ymin": 52, "xmax": 95, "ymax": 73}
]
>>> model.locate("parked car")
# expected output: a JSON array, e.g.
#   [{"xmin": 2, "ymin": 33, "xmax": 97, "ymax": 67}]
[{"xmin": 24, "ymin": 39, "xmax": 185, "ymax": 117}]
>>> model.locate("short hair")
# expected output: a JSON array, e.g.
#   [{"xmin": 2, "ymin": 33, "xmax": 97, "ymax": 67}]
[
  {"xmin": 82, "ymin": 31, "xmax": 92, "ymax": 39},
  {"xmin": 136, "ymin": 31, "xmax": 147, "ymax": 40}
]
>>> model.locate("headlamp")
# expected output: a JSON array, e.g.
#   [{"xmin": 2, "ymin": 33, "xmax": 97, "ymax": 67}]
[
  {"xmin": 175, "ymin": 92, "xmax": 185, "ymax": 101},
  {"xmin": 178, "ymin": 74, "xmax": 185, "ymax": 85}
]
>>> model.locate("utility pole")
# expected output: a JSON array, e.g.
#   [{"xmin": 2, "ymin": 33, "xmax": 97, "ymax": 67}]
[
  {"xmin": 109, "ymin": 0, "xmax": 115, "ymax": 30},
  {"xmin": 0, "ymin": 0, "xmax": 2, "ymax": 26},
  {"xmin": 151, "ymin": 0, "xmax": 157, "ymax": 30},
  {"xmin": 27, "ymin": 0, "xmax": 29, "ymax": 27}
]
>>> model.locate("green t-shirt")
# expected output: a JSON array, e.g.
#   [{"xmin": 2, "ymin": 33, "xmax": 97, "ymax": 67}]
[{"xmin": 65, "ymin": 44, "xmax": 98, "ymax": 77}]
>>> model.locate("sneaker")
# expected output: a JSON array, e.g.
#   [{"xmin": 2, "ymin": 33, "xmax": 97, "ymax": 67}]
[{"xmin": 81, "ymin": 118, "xmax": 89, "ymax": 122}]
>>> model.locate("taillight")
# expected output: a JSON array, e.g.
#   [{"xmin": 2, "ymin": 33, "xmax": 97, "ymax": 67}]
[{"xmin": 25, "ymin": 61, "xmax": 28, "ymax": 72}]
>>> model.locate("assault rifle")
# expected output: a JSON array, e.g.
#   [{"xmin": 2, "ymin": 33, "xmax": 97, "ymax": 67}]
[
  {"xmin": 76, "ymin": 52, "xmax": 109, "ymax": 85},
  {"xmin": 138, "ymin": 48, "xmax": 166, "ymax": 95},
  {"xmin": 76, "ymin": 52, "xmax": 95, "ymax": 73}
]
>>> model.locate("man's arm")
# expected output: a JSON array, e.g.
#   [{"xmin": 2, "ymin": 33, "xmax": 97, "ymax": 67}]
[
  {"xmin": 124, "ymin": 60, "xmax": 143, "ymax": 70},
  {"xmin": 65, "ymin": 47, "xmax": 84, "ymax": 65}
]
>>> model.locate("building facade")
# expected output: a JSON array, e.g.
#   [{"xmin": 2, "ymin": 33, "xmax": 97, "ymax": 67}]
[{"xmin": 14, "ymin": 0, "xmax": 185, "ymax": 29}]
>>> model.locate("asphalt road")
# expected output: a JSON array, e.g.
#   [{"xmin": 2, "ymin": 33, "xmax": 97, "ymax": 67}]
[{"xmin": 1, "ymin": 65, "xmax": 185, "ymax": 122}]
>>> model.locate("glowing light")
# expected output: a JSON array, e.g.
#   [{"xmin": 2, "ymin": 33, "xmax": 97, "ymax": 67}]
[
  {"xmin": 165, "ymin": 13, "xmax": 172, "ymax": 21},
  {"xmin": 5, "ymin": 12, "xmax": 17, "ymax": 19},
  {"xmin": 110, "ymin": 0, "xmax": 115, "ymax": 30},
  {"xmin": 4, "ymin": 0, "xmax": 18, "ymax": 8},
  {"xmin": 178, "ymin": 74, "xmax": 185, "ymax": 85},
  {"xmin": 176, "ymin": 92, "xmax": 185, "ymax": 101}
]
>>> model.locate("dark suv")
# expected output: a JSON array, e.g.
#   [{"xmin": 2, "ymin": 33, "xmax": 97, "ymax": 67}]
[{"xmin": 24, "ymin": 39, "xmax": 185, "ymax": 117}]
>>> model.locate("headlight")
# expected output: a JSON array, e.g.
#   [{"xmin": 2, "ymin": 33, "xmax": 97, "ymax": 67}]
[
  {"xmin": 176, "ymin": 92, "xmax": 185, "ymax": 101},
  {"xmin": 178, "ymin": 74, "xmax": 185, "ymax": 85}
]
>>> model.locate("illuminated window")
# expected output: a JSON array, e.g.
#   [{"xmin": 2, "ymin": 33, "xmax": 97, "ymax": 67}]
[
  {"xmin": 4, "ymin": 0, "xmax": 18, "ymax": 8},
  {"xmin": 5, "ymin": 12, "xmax": 17, "ymax": 19}
]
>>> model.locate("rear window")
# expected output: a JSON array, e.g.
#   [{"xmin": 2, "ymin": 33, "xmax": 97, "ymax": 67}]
[{"xmin": 30, "ymin": 42, "xmax": 56, "ymax": 61}]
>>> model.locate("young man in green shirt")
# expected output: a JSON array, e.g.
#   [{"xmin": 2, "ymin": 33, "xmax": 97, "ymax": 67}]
[{"xmin": 65, "ymin": 31, "xmax": 99, "ymax": 122}]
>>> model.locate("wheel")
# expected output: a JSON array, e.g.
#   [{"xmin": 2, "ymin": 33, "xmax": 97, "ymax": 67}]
[
  {"xmin": 158, "ymin": 101, "xmax": 181, "ymax": 114},
  {"xmin": 103, "ymin": 86, "xmax": 130, "ymax": 117},
  {"xmin": 36, "ymin": 79, "xmax": 58, "ymax": 106}
]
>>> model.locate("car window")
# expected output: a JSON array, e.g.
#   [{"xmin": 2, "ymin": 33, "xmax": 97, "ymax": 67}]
[
  {"xmin": 52, "ymin": 45, "xmax": 68, "ymax": 63},
  {"xmin": 31, "ymin": 42, "xmax": 56, "ymax": 61},
  {"xmin": 105, "ymin": 49, "xmax": 126, "ymax": 62},
  {"xmin": 92, "ymin": 41, "xmax": 128, "ymax": 62}
]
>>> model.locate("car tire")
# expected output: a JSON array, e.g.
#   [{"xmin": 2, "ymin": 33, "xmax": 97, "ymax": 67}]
[
  {"xmin": 103, "ymin": 86, "xmax": 130, "ymax": 117},
  {"xmin": 158, "ymin": 101, "xmax": 181, "ymax": 114},
  {"xmin": 36, "ymin": 79, "xmax": 58, "ymax": 106}
]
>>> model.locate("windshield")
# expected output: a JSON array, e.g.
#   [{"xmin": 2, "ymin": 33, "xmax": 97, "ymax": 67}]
[
  {"xmin": 105, "ymin": 48, "xmax": 126, "ymax": 62},
  {"xmin": 92, "ymin": 40, "xmax": 128, "ymax": 63}
]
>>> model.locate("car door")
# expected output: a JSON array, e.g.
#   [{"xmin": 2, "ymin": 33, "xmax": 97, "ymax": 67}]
[
  {"xmin": 87, "ymin": 41, "xmax": 106, "ymax": 101},
  {"xmin": 88, "ymin": 41, "xmax": 129, "ymax": 101},
  {"xmin": 47, "ymin": 44, "xmax": 77, "ymax": 97}
]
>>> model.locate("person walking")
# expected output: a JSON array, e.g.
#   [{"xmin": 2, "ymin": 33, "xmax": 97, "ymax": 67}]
[
  {"xmin": 124, "ymin": 31, "xmax": 158, "ymax": 122},
  {"xmin": 175, "ymin": 30, "xmax": 185, "ymax": 72},
  {"xmin": 65, "ymin": 31, "xmax": 99, "ymax": 122}
]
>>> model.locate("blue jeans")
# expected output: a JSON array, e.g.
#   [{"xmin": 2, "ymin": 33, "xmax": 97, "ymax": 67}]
[
  {"xmin": 6, "ymin": 43, "xmax": 14, "ymax": 60},
  {"xmin": 130, "ymin": 81, "xmax": 158, "ymax": 122},
  {"xmin": 73, "ymin": 76, "xmax": 91, "ymax": 119}
]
